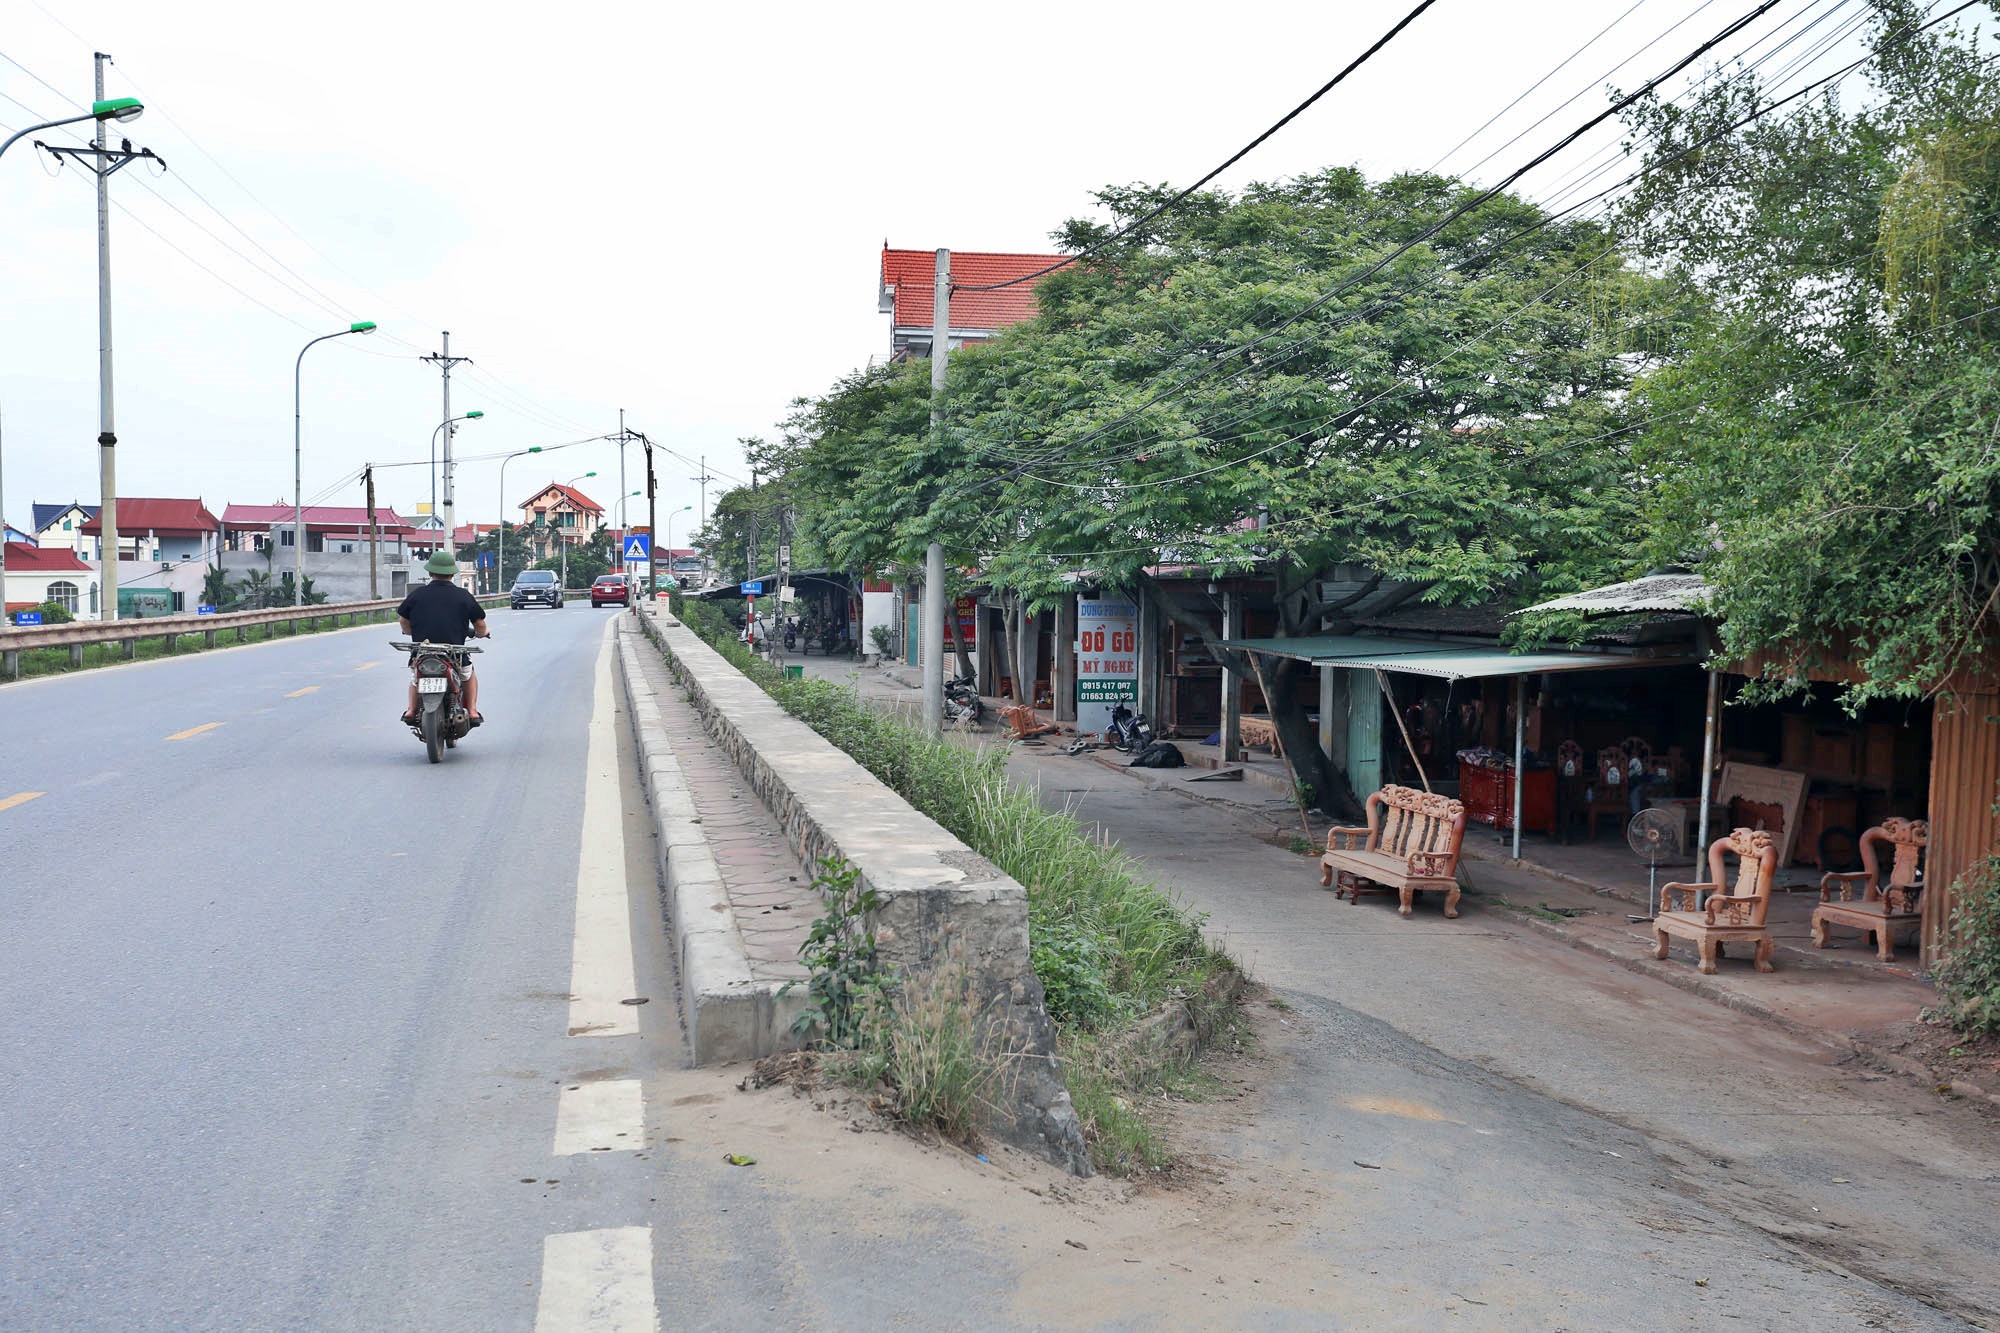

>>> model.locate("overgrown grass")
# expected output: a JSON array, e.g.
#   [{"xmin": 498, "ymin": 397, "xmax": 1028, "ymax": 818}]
[
  {"xmin": 1930, "ymin": 858, "xmax": 2000, "ymax": 1037},
  {"xmin": 2, "ymin": 606, "xmax": 407, "ymax": 682},
  {"xmin": 669, "ymin": 596, "xmax": 1237, "ymax": 1170}
]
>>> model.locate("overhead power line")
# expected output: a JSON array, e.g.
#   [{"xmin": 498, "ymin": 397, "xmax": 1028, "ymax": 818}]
[{"xmin": 951, "ymin": 0, "xmax": 1444, "ymax": 294}]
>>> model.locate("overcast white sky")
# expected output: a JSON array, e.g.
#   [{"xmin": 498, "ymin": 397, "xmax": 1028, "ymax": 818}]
[{"xmin": 0, "ymin": 0, "xmax": 1893, "ymax": 539}]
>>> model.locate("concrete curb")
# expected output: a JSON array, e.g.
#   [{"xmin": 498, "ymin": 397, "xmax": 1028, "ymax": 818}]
[
  {"xmin": 637, "ymin": 609, "xmax": 1092, "ymax": 1175},
  {"xmin": 614, "ymin": 620, "xmax": 801, "ymax": 1064}
]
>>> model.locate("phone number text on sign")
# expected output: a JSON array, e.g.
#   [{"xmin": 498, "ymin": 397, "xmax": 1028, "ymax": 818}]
[{"xmin": 1076, "ymin": 599, "xmax": 1139, "ymax": 735}]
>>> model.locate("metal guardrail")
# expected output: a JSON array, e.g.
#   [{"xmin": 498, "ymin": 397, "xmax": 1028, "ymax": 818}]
[{"xmin": 2, "ymin": 593, "xmax": 510, "ymax": 679}]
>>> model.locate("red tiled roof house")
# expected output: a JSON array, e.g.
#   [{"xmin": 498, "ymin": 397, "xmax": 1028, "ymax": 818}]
[{"xmin": 879, "ymin": 245, "xmax": 1067, "ymax": 361}]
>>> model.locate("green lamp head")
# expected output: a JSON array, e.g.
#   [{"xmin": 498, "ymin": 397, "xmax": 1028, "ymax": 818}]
[
  {"xmin": 528, "ymin": 446, "xmax": 542, "ymax": 453},
  {"xmin": 92, "ymin": 98, "xmax": 143, "ymax": 123},
  {"xmin": 464, "ymin": 410, "xmax": 484, "ymax": 420},
  {"xmin": 349, "ymin": 320, "xmax": 377, "ymax": 334}
]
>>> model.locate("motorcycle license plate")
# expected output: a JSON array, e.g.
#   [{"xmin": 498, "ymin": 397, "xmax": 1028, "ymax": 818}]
[{"xmin": 417, "ymin": 677, "xmax": 448, "ymax": 694}]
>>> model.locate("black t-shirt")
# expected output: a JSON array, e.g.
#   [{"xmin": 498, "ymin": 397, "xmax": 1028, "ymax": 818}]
[{"xmin": 397, "ymin": 579, "xmax": 486, "ymax": 645}]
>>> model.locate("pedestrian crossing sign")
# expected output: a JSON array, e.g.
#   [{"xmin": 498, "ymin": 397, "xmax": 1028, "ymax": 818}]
[{"xmin": 622, "ymin": 534, "xmax": 651, "ymax": 561}]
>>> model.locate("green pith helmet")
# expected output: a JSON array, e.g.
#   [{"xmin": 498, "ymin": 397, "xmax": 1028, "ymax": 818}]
[{"xmin": 425, "ymin": 550, "xmax": 459, "ymax": 577}]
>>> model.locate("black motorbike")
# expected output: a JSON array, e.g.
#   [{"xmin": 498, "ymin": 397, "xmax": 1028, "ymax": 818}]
[
  {"xmin": 944, "ymin": 672, "xmax": 984, "ymax": 727},
  {"xmin": 1107, "ymin": 701, "xmax": 1154, "ymax": 752}
]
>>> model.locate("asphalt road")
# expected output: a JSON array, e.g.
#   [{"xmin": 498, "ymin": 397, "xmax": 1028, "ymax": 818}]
[{"xmin": 0, "ymin": 605, "xmax": 691, "ymax": 1329}]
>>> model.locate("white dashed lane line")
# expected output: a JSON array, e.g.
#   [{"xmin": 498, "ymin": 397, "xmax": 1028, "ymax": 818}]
[
  {"xmin": 553, "ymin": 1079, "xmax": 647, "ymax": 1156},
  {"xmin": 534, "ymin": 1227, "xmax": 658, "ymax": 1333}
]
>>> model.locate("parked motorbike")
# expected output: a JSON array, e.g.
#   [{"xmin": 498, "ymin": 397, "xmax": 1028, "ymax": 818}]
[
  {"xmin": 393, "ymin": 639, "xmax": 482, "ymax": 763},
  {"xmin": 1107, "ymin": 701, "xmax": 1154, "ymax": 752},
  {"xmin": 944, "ymin": 672, "xmax": 985, "ymax": 727}
]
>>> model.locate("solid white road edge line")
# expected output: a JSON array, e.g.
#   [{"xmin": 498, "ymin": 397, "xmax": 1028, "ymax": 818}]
[
  {"xmin": 569, "ymin": 619, "xmax": 640, "ymax": 1038},
  {"xmin": 553, "ymin": 1079, "xmax": 648, "ymax": 1155},
  {"xmin": 535, "ymin": 1227, "xmax": 659, "ymax": 1333}
]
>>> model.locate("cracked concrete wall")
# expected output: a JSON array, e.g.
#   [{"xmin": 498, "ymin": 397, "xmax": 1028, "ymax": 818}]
[{"xmin": 640, "ymin": 614, "xmax": 1090, "ymax": 1175}]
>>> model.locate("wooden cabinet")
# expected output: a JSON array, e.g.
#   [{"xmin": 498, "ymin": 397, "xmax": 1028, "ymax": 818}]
[{"xmin": 1459, "ymin": 763, "xmax": 1556, "ymax": 836}]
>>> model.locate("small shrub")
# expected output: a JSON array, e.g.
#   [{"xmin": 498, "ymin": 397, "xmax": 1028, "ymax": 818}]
[
  {"xmin": 34, "ymin": 600, "xmax": 74, "ymax": 624},
  {"xmin": 1930, "ymin": 859, "xmax": 2000, "ymax": 1037},
  {"xmin": 782, "ymin": 856, "xmax": 889, "ymax": 1049},
  {"xmin": 870, "ymin": 624, "xmax": 894, "ymax": 655}
]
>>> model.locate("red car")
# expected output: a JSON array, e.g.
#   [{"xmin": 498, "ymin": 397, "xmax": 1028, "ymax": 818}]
[{"xmin": 591, "ymin": 574, "xmax": 630, "ymax": 607}]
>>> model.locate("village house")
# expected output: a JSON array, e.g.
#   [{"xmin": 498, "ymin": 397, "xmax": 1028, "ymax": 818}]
[{"xmin": 517, "ymin": 482, "xmax": 605, "ymax": 562}]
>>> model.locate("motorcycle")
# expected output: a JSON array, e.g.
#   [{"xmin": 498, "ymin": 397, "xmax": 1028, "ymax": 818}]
[
  {"xmin": 1106, "ymin": 701, "xmax": 1154, "ymax": 752},
  {"xmin": 393, "ymin": 639, "xmax": 483, "ymax": 763},
  {"xmin": 782, "ymin": 620, "xmax": 797, "ymax": 652},
  {"xmin": 943, "ymin": 671, "xmax": 985, "ymax": 727}
]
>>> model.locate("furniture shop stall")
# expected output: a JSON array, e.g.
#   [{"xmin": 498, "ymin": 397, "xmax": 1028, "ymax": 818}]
[{"xmin": 1218, "ymin": 632, "xmax": 1695, "ymax": 859}]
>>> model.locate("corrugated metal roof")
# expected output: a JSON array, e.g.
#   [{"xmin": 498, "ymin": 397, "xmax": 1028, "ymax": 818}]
[
  {"xmin": 1514, "ymin": 573, "xmax": 1712, "ymax": 616},
  {"xmin": 1219, "ymin": 634, "xmax": 1688, "ymax": 679}
]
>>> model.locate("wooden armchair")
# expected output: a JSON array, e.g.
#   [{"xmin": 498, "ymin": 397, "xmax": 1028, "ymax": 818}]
[
  {"xmin": 1811, "ymin": 817, "xmax": 1928, "ymax": 963},
  {"xmin": 1320, "ymin": 784, "xmax": 1469, "ymax": 918},
  {"xmin": 1651, "ymin": 828, "xmax": 1779, "ymax": 974},
  {"xmin": 1582, "ymin": 745, "xmax": 1630, "ymax": 841}
]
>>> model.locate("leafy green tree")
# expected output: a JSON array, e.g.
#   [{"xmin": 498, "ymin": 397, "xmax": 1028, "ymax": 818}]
[
  {"xmin": 776, "ymin": 169, "xmax": 1671, "ymax": 808},
  {"xmin": 1620, "ymin": 1, "xmax": 2000, "ymax": 701}
]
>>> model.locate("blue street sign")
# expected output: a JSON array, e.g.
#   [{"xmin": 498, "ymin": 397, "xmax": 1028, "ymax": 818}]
[
  {"xmin": 14, "ymin": 611, "xmax": 42, "ymax": 625},
  {"xmin": 476, "ymin": 551, "xmax": 495, "ymax": 569},
  {"xmin": 197, "ymin": 605, "xmax": 217, "ymax": 615},
  {"xmin": 741, "ymin": 581, "xmax": 763, "ymax": 595},
  {"xmin": 622, "ymin": 534, "xmax": 652, "ymax": 561}
]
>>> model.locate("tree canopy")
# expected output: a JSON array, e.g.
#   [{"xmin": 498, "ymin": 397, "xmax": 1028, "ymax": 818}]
[{"xmin": 1621, "ymin": 0, "xmax": 2000, "ymax": 699}]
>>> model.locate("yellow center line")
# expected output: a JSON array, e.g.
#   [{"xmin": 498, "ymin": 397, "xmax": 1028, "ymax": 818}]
[
  {"xmin": 354, "ymin": 662, "xmax": 379, "ymax": 672},
  {"xmin": 0, "ymin": 792, "xmax": 45, "ymax": 813},
  {"xmin": 286, "ymin": 686, "xmax": 321, "ymax": 698},
  {"xmin": 165, "ymin": 722, "xmax": 224, "ymax": 742}
]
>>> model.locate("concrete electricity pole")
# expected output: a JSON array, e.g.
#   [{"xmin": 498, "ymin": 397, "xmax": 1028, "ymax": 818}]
[
  {"xmin": 922, "ymin": 247, "xmax": 950, "ymax": 733},
  {"xmin": 692, "ymin": 454, "xmax": 714, "ymax": 585},
  {"xmin": 420, "ymin": 333, "xmax": 471, "ymax": 557},
  {"xmin": 363, "ymin": 466, "xmax": 380, "ymax": 600},
  {"xmin": 39, "ymin": 56, "xmax": 160, "ymax": 620}
]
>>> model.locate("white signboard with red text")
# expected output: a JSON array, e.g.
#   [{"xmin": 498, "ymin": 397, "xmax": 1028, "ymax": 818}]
[{"xmin": 1076, "ymin": 598, "xmax": 1139, "ymax": 737}]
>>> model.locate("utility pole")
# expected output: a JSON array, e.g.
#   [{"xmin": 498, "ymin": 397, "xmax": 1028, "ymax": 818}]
[
  {"xmin": 40, "ymin": 55, "xmax": 160, "ymax": 621},
  {"xmin": 420, "ymin": 333, "xmax": 470, "ymax": 557},
  {"xmin": 922, "ymin": 247, "xmax": 951, "ymax": 733},
  {"xmin": 642, "ymin": 432, "xmax": 657, "ymax": 608},
  {"xmin": 363, "ymin": 467, "xmax": 380, "ymax": 600},
  {"xmin": 692, "ymin": 454, "xmax": 714, "ymax": 586}
]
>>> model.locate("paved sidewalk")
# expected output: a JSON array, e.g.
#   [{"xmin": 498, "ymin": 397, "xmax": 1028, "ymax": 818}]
[{"xmin": 628, "ymin": 627, "xmax": 813, "ymax": 983}]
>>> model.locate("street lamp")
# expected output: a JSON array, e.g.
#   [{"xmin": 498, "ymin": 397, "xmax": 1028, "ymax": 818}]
[
  {"xmin": 662, "ymin": 503, "xmax": 693, "ymax": 597},
  {"xmin": 293, "ymin": 320, "xmax": 376, "ymax": 605},
  {"xmin": 496, "ymin": 444, "xmax": 542, "ymax": 593},
  {"xmin": 0, "ymin": 98, "xmax": 143, "ymax": 165},
  {"xmin": 562, "ymin": 470, "xmax": 596, "ymax": 590},
  {"xmin": 430, "ymin": 410, "xmax": 483, "ymax": 540}
]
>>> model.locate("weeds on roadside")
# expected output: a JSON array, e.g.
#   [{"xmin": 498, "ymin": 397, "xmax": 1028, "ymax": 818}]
[
  {"xmin": 844, "ymin": 958, "xmax": 1005, "ymax": 1145},
  {"xmin": 1928, "ymin": 858, "xmax": 2000, "ymax": 1037},
  {"xmin": 782, "ymin": 857, "xmax": 890, "ymax": 1049}
]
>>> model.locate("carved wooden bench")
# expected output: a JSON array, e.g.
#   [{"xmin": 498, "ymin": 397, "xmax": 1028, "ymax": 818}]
[
  {"xmin": 1320, "ymin": 784, "xmax": 1468, "ymax": 918},
  {"xmin": 1812, "ymin": 817, "xmax": 1927, "ymax": 963},
  {"xmin": 1652, "ymin": 828, "xmax": 1777, "ymax": 974}
]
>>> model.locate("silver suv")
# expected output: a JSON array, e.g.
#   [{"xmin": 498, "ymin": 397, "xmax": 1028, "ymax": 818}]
[{"xmin": 510, "ymin": 568, "xmax": 563, "ymax": 609}]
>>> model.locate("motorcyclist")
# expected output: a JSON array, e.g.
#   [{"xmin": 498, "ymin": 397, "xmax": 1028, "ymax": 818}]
[{"xmin": 397, "ymin": 550, "xmax": 491, "ymax": 725}]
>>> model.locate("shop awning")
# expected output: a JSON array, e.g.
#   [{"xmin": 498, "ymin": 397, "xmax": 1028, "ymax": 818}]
[{"xmin": 1218, "ymin": 634, "xmax": 1690, "ymax": 679}]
